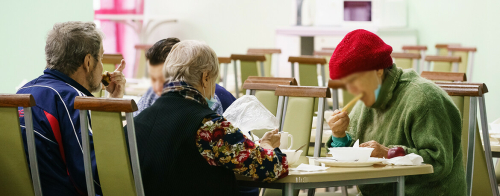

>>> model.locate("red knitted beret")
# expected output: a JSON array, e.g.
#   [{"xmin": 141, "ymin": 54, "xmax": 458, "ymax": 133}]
[{"xmin": 329, "ymin": 29, "xmax": 393, "ymax": 80}]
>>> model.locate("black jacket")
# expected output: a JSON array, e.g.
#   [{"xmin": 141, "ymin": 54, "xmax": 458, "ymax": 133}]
[{"xmin": 126, "ymin": 93, "xmax": 240, "ymax": 196}]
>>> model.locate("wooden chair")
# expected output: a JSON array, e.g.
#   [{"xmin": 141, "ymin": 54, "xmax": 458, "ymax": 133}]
[
  {"xmin": 447, "ymin": 46, "xmax": 477, "ymax": 81},
  {"xmin": 0, "ymin": 94, "xmax": 42, "ymax": 196},
  {"xmin": 94, "ymin": 54, "xmax": 124, "ymax": 98},
  {"xmin": 288, "ymin": 56, "xmax": 328, "ymax": 87},
  {"xmin": 134, "ymin": 44, "xmax": 153, "ymax": 79},
  {"xmin": 230, "ymin": 54, "xmax": 266, "ymax": 98},
  {"xmin": 390, "ymin": 52, "xmax": 421, "ymax": 72},
  {"xmin": 314, "ymin": 51, "xmax": 354, "ymax": 111},
  {"xmin": 314, "ymin": 50, "xmax": 334, "ymax": 57},
  {"xmin": 425, "ymin": 55, "xmax": 462, "ymax": 73},
  {"xmin": 313, "ymin": 50, "xmax": 334, "ymax": 82},
  {"xmin": 321, "ymin": 47, "xmax": 336, "ymax": 51},
  {"xmin": 243, "ymin": 77, "xmax": 297, "ymax": 116},
  {"xmin": 435, "ymin": 43, "xmax": 461, "ymax": 56},
  {"xmin": 421, "ymin": 71, "xmax": 467, "ymax": 82},
  {"xmin": 403, "ymin": 45, "xmax": 427, "ymax": 73},
  {"xmin": 74, "ymin": 97, "xmax": 144, "ymax": 196},
  {"xmin": 435, "ymin": 82, "xmax": 498, "ymax": 196},
  {"xmin": 218, "ymin": 57, "xmax": 231, "ymax": 88},
  {"xmin": 246, "ymin": 76, "xmax": 297, "ymax": 84},
  {"xmin": 247, "ymin": 48, "xmax": 282, "ymax": 77},
  {"xmin": 264, "ymin": 86, "xmax": 331, "ymax": 196},
  {"xmin": 242, "ymin": 78, "xmax": 297, "ymax": 139},
  {"xmin": 328, "ymin": 80, "xmax": 346, "ymax": 111}
]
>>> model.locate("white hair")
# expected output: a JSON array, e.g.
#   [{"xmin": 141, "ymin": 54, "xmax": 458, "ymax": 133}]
[{"xmin": 163, "ymin": 40, "xmax": 219, "ymax": 86}]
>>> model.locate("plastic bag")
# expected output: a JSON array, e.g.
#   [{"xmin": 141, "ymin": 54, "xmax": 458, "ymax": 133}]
[{"xmin": 223, "ymin": 95, "xmax": 279, "ymax": 140}]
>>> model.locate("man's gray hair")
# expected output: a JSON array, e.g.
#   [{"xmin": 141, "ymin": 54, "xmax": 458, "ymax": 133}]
[
  {"xmin": 163, "ymin": 40, "xmax": 219, "ymax": 86},
  {"xmin": 45, "ymin": 21, "xmax": 104, "ymax": 76}
]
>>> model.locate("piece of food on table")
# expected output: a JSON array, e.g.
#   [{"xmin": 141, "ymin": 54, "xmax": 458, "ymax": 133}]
[
  {"xmin": 101, "ymin": 71, "xmax": 111, "ymax": 86},
  {"xmin": 387, "ymin": 147, "xmax": 406, "ymax": 159}
]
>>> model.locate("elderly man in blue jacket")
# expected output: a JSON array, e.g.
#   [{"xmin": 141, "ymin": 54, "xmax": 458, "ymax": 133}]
[{"xmin": 16, "ymin": 21, "xmax": 126, "ymax": 196}]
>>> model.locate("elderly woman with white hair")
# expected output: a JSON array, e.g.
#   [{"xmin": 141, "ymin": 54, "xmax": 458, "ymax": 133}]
[{"xmin": 127, "ymin": 40, "xmax": 288, "ymax": 196}]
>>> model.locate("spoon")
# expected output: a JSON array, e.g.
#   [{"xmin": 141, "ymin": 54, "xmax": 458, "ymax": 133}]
[{"xmin": 295, "ymin": 143, "xmax": 308, "ymax": 152}]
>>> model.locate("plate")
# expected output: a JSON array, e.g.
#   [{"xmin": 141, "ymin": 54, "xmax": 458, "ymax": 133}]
[{"xmin": 315, "ymin": 158, "xmax": 384, "ymax": 167}]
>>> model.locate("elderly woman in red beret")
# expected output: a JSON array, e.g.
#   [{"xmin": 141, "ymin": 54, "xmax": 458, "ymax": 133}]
[{"xmin": 326, "ymin": 29, "xmax": 466, "ymax": 196}]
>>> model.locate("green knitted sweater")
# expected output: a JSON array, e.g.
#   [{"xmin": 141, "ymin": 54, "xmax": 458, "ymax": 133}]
[{"xmin": 326, "ymin": 65, "xmax": 466, "ymax": 196}]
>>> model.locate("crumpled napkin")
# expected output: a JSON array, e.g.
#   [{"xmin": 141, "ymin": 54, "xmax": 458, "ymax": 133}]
[
  {"xmin": 290, "ymin": 163, "xmax": 329, "ymax": 172},
  {"xmin": 383, "ymin": 153, "xmax": 424, "ymax": 166}
]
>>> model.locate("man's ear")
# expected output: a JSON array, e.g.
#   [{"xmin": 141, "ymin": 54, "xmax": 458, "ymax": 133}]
[{"xmin": 82, "ymin": 54, "xmax": 92, "ymax": 73}]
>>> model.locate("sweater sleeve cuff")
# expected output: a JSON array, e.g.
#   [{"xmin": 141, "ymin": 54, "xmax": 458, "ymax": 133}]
[{"xmin": 330, "ymin": 134, "xmax": 352, "ymax": 147}]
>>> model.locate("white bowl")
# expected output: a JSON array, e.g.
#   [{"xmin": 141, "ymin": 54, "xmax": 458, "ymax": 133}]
[
  {"xmin": 281, "ymin": 150, "xmax": 303, "ymax": 166},
  {"xmin": 328, "ymin": 147, "xmax": 374, "ymax": 162}
]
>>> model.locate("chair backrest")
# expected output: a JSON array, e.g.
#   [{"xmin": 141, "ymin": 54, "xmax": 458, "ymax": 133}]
[
  {"xmin": 242, "ymin": 78, "xmax": 296, "ymax": 116},
  {"xmin": 435, "ymin": 82, "xmax": 497, "ymax": 196},
  {"xmin": 246, "ymin": 76, "xmax": 297, "ymax": 84},
  {"xmin": 425, "ymin": 55, "xmax": 462, "ymax": 73},
  {"xmin": 103, "ymin": 53, "xmax": 123, "ymax": 71},
  {"xmin": 247, "ymin": 49, "xmax": 281, "ymax": 77},
  {"xmin": 391, "ymin": 52, "xmax": 421, "ymax": 71},
  {"xmin": 435, "ymin": 43, "xmax": 461, "ymax": 56},
  {"xmin": 218, "ymin": 57, "xmax": 231, "ymax": 64},
  {"xmin": 328, "ymin": 80, "xmax": 346, "ymax": 110},
  {"xmin": 402, "ymin": 45, "xmax": 427, "ymax": 73},
  {"xmin": 230, "ymin": 54, "xmax": 266, "ymax": 98},
  {"xmin": 313, "ymin": 50, "xmax": 334, "ymax": 57},
  {"xmin": 0, "ymin": 94, "xmax": 41, "ymax": 196},
  {"xmin": 321, "ymin": 47, "xmax": 336, "ymax": 51},
  {"xmin": 217, "ymin": 57, "xmax": 231, "ymax": 85},
  {"xmin": 133, "ymin": 45, "xmax": 152, "ymax": 79},
  {"xmin": 314, "ymin": 50, "xmax": 334, "ymax": 79},
  {"xmin": 275, "ymin": 86, "xmax": 331, "ymax": 157},
  {"xmin": 421, "ymin": 71, "xmax": 467, "ymax": 82},
  {"xmin": 402, "ymin": 45, "xmax": 428, "ymax": 52},
  {"xmin": 447, "ymin": 46, "xmax": 477, "ymax": 81},
  {"xmin": 74, "ymin": 97, "xmax": 143, "ymax": 196},
  {"xmin": 288, "ymin": 56, "xmax": 327, "ymax": 87}
]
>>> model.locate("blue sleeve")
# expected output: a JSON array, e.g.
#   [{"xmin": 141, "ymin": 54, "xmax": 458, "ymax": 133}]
[
  {"xmin": 330, "ymin": 134, "xmax": 352, "ymax": 147},
  {"xmin": 134, "ymin": 87, "xmax": 156, "ymax": 117},
  {"xmin": 211, "ymin": 94, "xmax": 224, "ymax": 116},
  {"xmin": 215, "ymin": 84, "xmax": 236, "ymax": 112}
]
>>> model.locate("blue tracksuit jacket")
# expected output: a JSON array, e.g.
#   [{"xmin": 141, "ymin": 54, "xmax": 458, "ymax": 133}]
[{"xmin": 17, "ymin": 69, "xmax": 102, "ymax": 196}]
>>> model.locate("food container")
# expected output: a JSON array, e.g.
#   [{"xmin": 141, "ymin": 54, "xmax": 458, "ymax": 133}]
[
  {"xmin": 281, "ymin": 150, "xmax": 303, "ymax": 165},
  {"xmin": 328, "ymin": 147, "xmax": 374, "ymax": 162}
]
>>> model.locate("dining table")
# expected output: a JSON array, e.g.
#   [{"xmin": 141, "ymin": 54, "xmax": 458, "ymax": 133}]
[
  {"xmin": 236, "ymin": 156, "xmax": 433, "ymax": 196},
  {"xmin": 490, "ymin": 145, "xmax": 500, "ymax": 158}
]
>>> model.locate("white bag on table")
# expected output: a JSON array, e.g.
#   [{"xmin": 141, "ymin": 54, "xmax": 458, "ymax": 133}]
[{"xmin": 223, "ymin": 95, "xmax": 279, "ymax": 142}]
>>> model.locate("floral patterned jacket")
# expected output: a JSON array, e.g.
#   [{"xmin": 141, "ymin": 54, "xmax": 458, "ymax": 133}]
[
  {"xmin": 196, "ymin": 114, "xmax": 289, "ymax": 182},
  {"xmin": 162, "ymin": 80, "xmax": 289, "ymax": 182}
]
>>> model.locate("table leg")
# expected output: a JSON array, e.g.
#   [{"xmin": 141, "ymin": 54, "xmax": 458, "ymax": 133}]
[
  {"xmin": 307, "ymin": 189, "xmax": 315, "ymax": 196},
  {"xmin": 341, "ymin": 186, "xmax": 348, "ymax": 196},
  {"xmin": 394, "ymin": 176, "xmax": 405, "ymax": 196},
  {"xmin": 283, "ymin": 183, "xmax": 294, "ymax": 196}
]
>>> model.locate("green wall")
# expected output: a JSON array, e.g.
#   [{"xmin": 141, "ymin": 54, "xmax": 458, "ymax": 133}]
[
  {"xmin": 0, "ymin": 0, "xmax": 94, "ymax": 93},
  {"xmin": 407, "ymin": 0, "xmax": 500, "ymax": 123}
]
